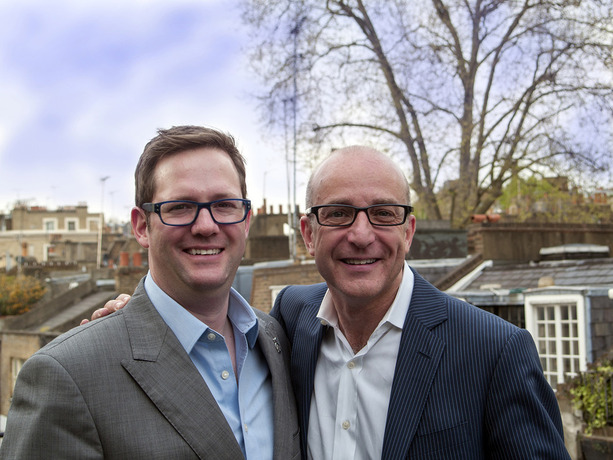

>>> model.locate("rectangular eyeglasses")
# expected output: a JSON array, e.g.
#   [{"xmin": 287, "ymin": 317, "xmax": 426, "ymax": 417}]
[
  {"xmin": 306, "ymin": 204, "xmax": 413, "ymax": 227},
  {"xmin": 142, "ymin": 199, "xmax": 251, "ymax": 226}
]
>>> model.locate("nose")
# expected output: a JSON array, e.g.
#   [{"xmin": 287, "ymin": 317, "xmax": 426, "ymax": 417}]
[
  {"xmin": 191, "ymin": 206, "xmax": 219, "ymax": 235},
  {"xmin": 346, "ymin": 210, "xmax": 375, "ymax": 247}
]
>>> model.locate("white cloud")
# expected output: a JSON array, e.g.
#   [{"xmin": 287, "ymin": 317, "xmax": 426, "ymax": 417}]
[{"xmin": 0, "ymin": 0, "xmax": 296, "ymax": 220}]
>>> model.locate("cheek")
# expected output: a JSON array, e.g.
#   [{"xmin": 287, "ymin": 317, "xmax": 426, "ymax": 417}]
[
  {"xmin": 310, "ymin": 232, "xmax": 337, "ymax": 258},
  {"xmin": 226, "ymin": 225, "xmax": 248, "ymax": 247}
]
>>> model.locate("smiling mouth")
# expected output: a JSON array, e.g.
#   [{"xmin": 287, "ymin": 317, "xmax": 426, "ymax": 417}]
[
  {"xmin": 343, "ymin": 258, "xmax": 377, "ymax": 265},
  {"xmin": 186, "ymin": 248, "xmax": 222, "ymax": 255}
]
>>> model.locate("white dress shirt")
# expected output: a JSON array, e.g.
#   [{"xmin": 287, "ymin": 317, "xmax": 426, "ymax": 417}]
[{"xmin": 307, "ymin": 262, "xmax": 414, "ymax": 460}]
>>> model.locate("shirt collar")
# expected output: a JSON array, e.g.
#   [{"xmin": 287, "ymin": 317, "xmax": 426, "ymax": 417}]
[
  {"xmin": 144, "ymin": 272, "xmax": 259, "ymax": 354},
  {"xmin": 317, "ymin": 261, "xmax": 414, "ymax": 331}
]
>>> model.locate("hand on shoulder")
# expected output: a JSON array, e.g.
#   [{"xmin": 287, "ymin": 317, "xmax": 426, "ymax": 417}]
[{"xmin": 80, "ymin": 293, "xmax": 132, "ymax": 325}]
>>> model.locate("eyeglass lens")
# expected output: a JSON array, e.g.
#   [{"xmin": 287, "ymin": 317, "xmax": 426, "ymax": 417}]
[
  {"xmin": 159, "ymin": 200, "xmax": 247, "ymax": 225},
  {"xmin": 317, "ymin": 205, "xmax": 406, "ymax": 226}
]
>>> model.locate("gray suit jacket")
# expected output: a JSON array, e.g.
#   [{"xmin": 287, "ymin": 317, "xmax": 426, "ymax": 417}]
[{"xmin": 0, "ymin": 280, "xmax": 300, "ymax": 459}]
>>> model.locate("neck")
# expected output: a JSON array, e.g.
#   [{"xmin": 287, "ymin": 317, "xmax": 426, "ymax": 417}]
[
  {"xmin": 162, "ymin": 284, "xmax": 231, "ymax": 333},
  {"xmin": 185, "ymin": 294, "xmax": 230, "ymax": 333},
  {"xmin": 333, "ymin": 297, "xmax": 392, "ymax": 354},
  {"xmin": 189, "ymin": 306, "xmax": 238, "ymax": 378}
]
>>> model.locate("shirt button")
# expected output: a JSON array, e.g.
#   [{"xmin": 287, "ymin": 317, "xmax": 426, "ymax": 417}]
[
  {"xmin": 342, "ymin": 420, "xmax": 350, "ymax": 430},
  {"xmin": 347, "ymin": 361, "xmax": 355, "ymax": 369},
  {"xmin": 207, "ymin": 332, "xmax": 216, "ymax": 341},
  {"xmin": 320, "ymin": 319, "xmax": 328, "ymax": 326},
  {"xmin": 244, "ymin": 423, "xmax": 248, "ymax": 433},
  {"xmin": 221, "ymin": 370, "xmax": 230, "ymax": 380}
]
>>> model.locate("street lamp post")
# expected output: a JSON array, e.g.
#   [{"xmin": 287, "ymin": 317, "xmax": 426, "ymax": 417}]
[{"xmin": 96, "ymin": 176, "xmax": 110, "ymax": 269}]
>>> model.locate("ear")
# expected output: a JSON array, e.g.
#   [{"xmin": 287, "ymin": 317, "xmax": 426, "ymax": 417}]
[
  {"xmin": 300, "ymin": 215, "xmax": 315, "ymax": 256},
  {"xmin": 131, "ymin": 207, "xmax": 150, "ymax": 249},
  {"xmin": 243, "ymin": 209, "xmax": 252, "ymax": 238},
  {"xmin": 404, "ymin": 215, "xmax": 416, "ymax": 255}
]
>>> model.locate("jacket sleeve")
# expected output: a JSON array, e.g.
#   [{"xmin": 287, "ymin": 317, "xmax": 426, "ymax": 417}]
[
  {"xmin": 484, "ymin": 328, "xmax": 570, "ymax": 459},
  {"xmin": 0, "ymin": 353, "xmax": 103, "ymax": 459}
]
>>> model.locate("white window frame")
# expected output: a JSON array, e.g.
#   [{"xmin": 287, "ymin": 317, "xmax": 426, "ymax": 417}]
[
  {"xmin": 86, "ymin": 217, "xmax": 101, "ymax": 232},
  {"xmin": 270, "ymin": 285, "xmax": 288, "ymax": 310},
  {"xmin": 11, "ymin": 357, "xmax": 25, "ymax": 395},
  {"xmin": 524, "ymin": 293, "xmax": 587, "ymax": 389},
  {"xmin": 65, "ymin": 218, "xmax": 78, "ymax": 231},
  {"xmin": 42, "ymin": 218, "xmax": 57, "ymax": 232},
  {"xmin": 42, "ymin": 243, "xmax": 54, "ymax": 262}
]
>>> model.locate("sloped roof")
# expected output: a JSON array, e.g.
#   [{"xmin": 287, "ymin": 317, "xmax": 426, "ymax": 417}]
[{"xmin": 458, "ymin": 257, "xmax": 613, "ymax": 292}]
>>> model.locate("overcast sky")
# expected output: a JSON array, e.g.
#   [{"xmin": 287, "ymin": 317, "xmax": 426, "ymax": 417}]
[{"xmin": 0, "ymin": 0, "xmax": 301, "ymax": 222}]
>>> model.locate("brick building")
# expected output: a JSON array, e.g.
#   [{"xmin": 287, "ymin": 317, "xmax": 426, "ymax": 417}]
[{"xmin": 0, "ymin": 203, "xmax": 123, "ymax": 270}]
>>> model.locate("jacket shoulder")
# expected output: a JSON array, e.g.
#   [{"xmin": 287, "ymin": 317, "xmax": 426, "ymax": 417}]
[
  {"xmin": 278, "ymin": 283, "xmax": 327, "ymax": 306},
  {"xmin": 34, "ymin": 312, "xmax": 129, "ymax": 363}
]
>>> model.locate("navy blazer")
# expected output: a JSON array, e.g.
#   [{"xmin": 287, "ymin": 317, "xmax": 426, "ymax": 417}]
[{"xmin": 271, "ymin": 268, "xmax": 570, "ymax": 459}]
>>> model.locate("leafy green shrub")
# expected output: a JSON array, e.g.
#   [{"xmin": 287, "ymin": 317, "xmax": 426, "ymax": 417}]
[
  {"xmin": 570, "ymin": 361, "xmax": 613, "ymax": 435},
  {"xmin": 0, "ymin": 274, "xmax": 47, "ymax": 316}
]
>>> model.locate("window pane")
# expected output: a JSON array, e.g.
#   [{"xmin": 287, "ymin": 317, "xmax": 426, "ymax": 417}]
[
  {"xmin": 563, "ymin": 358, "xmax": 571, "ymax": 374},
  {"xmin": 562, "ymin": 324, "xmax": 569, "ymax": 337},
  {"xmin": 562, "ymin": 341, "xmax": 570, "ymax": 355},
  {"xmin": 539, "ymin": 341, "xmax": 547, "ymax": 354}
]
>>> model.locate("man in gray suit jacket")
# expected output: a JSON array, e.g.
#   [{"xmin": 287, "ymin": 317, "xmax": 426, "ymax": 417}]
[{"xmin": 0, "ymin": 126, "xmax": 300, "ymax": 459}]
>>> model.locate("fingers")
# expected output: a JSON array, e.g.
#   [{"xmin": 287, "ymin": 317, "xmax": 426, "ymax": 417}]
[
  {"xmin": 80, "ymin": 293, "xmax": 132, "ymax": 326},
  {"xmin": 91, "ymin": 307, "xmax": 113, "ymax": 321},
  {"xmin": 80, "ymin": 307, "xmax": 112, "ymax": 326},
  {"xmin": 104, "ymin": 293, "xmax": 131, "ymax": 313}
]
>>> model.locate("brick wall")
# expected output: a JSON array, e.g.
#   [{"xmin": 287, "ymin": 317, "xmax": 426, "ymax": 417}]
[
  {"xmin": 245, "ymin": 236, "xmax": 289, "ymax": 262},
  {"xmin": 115, "ymin": 266, "xmax": 147, "ymax": 295},
  {"xmin": 0, "ymin": 332, "xmax": 57, "ymax": 415},
  {"xmin": 250, "ymin": 263, "xmax": 324, "ymax": 313}
]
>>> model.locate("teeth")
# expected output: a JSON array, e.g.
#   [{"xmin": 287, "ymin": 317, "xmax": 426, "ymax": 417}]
[
  {"xmin": 187, "ymin": 249, "xmax": 221, "ymax": 255},
  {"xmin": 344, "ymin": 259, "xmax": 376, "ymax": 265}
]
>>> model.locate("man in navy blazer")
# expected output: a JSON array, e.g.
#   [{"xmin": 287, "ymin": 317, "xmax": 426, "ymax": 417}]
[{"xmin": 270, "ymin": 146, "xmax": 570, "ymax": 459}]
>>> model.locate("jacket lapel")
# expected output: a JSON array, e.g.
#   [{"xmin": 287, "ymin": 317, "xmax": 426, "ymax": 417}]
[
  {"xmin": 381, "ymin": 270, "xmax": 448, "ymax": 460},
  {"xmin": 291, "ymin": 299, "xmax": 325, "ymax": 453},
  {"xmin": 120, "ymin": 282, "xmax": 244, "ymax": 460},
  {"xmin": 255, "ymin": 310, "xmax": 298, "ymax": 460}
]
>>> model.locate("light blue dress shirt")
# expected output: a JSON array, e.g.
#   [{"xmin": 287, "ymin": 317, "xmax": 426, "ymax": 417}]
[{"xmin": 144, "ymin": 274, "xmax": 274, "ymax": 460}]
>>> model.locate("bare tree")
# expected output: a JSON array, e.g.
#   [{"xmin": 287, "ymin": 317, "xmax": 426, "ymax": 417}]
[{"xmin": 242, "ymin": 0, "xmax": 613, "ymax": 226}]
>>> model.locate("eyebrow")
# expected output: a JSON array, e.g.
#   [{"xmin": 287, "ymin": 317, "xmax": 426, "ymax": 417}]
[{"xmin": 318, "ymin": 199, "xmax": 402, "ymax": 205}]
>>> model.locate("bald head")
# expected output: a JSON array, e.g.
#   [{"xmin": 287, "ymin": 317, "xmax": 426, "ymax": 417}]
[{"xmin": 305, "ymin": 146, "xmax": 411, "ymax": 208}]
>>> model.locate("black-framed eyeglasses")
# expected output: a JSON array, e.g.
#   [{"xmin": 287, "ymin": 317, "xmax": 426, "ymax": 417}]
[
  {"xmin": 306, "ymin": 204, "xmax": 413, "ymax": 227},
  {"xmin": 142, "ymin": 199, "xmax": 251, "ymax": 226}
]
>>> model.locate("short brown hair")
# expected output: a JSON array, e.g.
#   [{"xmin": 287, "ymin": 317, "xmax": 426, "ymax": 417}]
[{"xmin": 134, "ymin": 125, "xmax": 247, "ymax": 207}]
